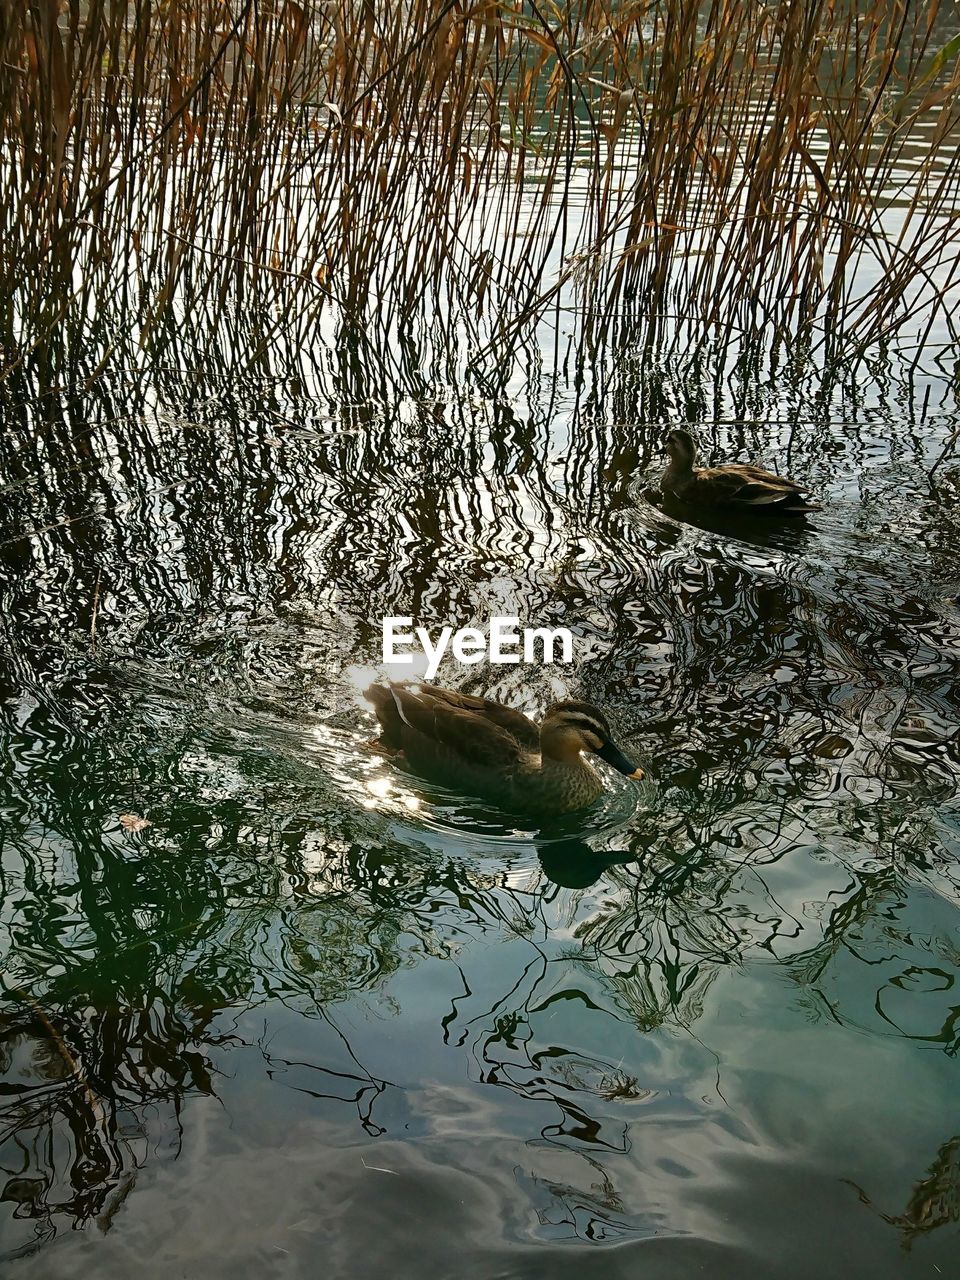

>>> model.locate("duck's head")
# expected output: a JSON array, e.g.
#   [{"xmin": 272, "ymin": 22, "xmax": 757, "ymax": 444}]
[
  {"xmin": 665, "ymin": 427, "xmax": 696, "ymax": 466},
  {"xmin": 540, "ymin": 701, "xmax": 644, "ymax": 778}
]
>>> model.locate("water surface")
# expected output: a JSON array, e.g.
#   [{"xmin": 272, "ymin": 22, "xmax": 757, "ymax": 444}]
[{"xmin": 1, "ymin": 335, "xmax": 959, "ymax": 1277}]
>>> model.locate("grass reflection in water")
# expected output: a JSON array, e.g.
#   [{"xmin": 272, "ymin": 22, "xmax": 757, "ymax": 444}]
[{"xmin": 0, "ymin": 331, "xmax": 958, "ymax": 1276}]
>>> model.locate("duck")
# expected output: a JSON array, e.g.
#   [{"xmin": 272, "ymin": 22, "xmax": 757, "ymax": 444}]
[
  {"xmin": 662, "ymin": 427, "xmax": 819, "ymax": 515},
  {"xmin": 364, "ymin": 681, "xmax": 643, "ymax": 817}
]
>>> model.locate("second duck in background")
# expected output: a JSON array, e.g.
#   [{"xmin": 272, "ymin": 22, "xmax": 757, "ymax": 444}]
[{"xmin": 662, "ymin": 427, "xmax": 819, "ymax": 516}]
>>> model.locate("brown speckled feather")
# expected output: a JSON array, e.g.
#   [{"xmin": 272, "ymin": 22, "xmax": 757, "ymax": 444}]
[
  {"xmin": 387, "ymin": 683, "xmax": 526, "ymax": 771},
  {"xmin": 412, "ymin": 683, "xmax": 540, "ymax": 749}
]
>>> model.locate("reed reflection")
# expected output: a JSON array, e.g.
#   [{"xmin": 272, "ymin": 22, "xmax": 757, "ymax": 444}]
[{"xmin": 0, "ymin": 313, "xmax": 958, "ymax": 1261}]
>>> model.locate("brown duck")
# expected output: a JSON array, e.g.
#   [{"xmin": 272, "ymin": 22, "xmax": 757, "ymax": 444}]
[
  {"xmin": 663, "ymin": 428, "xmax": 819, "ymax": 515},
  {"xmin": 365, "ymin": 681, "xmax": 643, "ymax": 817}
]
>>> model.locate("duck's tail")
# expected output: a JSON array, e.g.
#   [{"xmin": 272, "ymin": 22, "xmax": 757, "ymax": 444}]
[{"xmin": 363, "ymin": 681, "xmax": 406, "ymax": 750}]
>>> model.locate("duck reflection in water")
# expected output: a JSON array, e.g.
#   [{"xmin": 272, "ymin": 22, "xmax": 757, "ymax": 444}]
[{"xmin": 536, "ymin": 838, "xmax": 640, "ymax": 889}]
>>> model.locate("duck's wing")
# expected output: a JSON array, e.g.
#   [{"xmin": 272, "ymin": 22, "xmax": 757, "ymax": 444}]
[
  {"xmin": 727, "ymin": 463, "xmax": 807, "ymax": 493},
  {"xmin": 726, "ymin": 472, "xmax": 820, "ymax": 512},
  {"xmin": 416, "ymin": 683, "xmax": 540, "ymax": 748},
  {"xmin": 685, "ymin": 466, "xmax": 817, "ymax": 511},
  {"xmin": 732, "ymin": 482, "xmax": 808, "ymax": 506},
  {"xmin": 369, "ymin": 682, "xmax": 527, "ymax": 769}
]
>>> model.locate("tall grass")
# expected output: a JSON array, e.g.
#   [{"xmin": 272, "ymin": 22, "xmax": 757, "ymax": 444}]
[{"xmin": 1, "ymin": 0, "xmax": 959, "ymax": 378}]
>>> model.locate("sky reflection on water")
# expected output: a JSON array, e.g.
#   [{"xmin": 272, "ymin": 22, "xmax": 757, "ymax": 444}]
[{"xmin": 0, "ymin": 322, "xmax": 959, "ymax": 1276}]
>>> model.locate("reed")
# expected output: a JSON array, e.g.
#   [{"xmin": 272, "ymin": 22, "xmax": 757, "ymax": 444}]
[{"xmin": 1, "ymin": 0, "xmax": 958, "ymax": 378}]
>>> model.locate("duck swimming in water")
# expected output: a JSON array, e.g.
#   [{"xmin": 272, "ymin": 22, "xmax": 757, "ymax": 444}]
[
  {"xmin": 662, "ymin": 427, "xmax": 819, "ymax": 516},
  {"xmin": 365, "ymin": 681, "xmax": 643, "ymax": 817}
]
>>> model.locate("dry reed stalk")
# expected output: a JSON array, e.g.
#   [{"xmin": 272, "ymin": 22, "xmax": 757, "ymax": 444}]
[{"xmin": 0, "ymin": 0, "xmax": 957, "ymax": 378}]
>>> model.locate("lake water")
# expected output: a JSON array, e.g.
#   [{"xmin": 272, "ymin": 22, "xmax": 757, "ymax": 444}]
[{"xmin": 1, "ymin": 318, "xmax": 958, "ymax": 1278}]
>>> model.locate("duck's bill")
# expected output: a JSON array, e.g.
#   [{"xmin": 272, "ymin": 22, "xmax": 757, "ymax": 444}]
[{"xmin": 597, "ymin": 740, "xmax": 645, "ymax": 780}]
